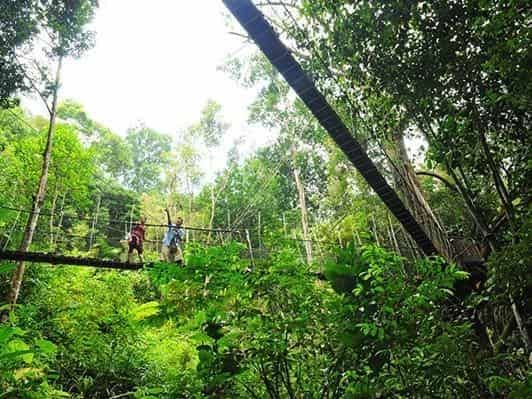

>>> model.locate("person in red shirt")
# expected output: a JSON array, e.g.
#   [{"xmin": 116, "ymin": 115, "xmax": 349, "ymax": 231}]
[{"xmin": 127, "ymin": 216, "xmax": 146, "ymax": 263}]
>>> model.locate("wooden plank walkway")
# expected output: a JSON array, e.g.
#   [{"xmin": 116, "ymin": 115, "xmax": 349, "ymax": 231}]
[{"xmin": 0, "ymin": 250, "xmax": 148, "ymax": 270}]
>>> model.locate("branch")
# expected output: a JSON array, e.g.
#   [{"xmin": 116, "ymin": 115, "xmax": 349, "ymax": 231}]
[
  {"xmin": 214, "ymin": 163, "xmax": 236, "ymax": 202},
  {"xmin": 237, "ymin": 379, "xmax": 262, "ymax": 399},
  {"xmin": 489, "ymin": 211, "xmax": 508, "ymax": 234},
  {"xmin": 5, "ymin": 109, "xmax": 40, "ymax": 135},
  {"xmin": 493, "ymin": 317, "xmax": 515, "ymax": 354},
  {"xmin": 415, "ymin": 170, "xmax": 458, "ymax": 192},
  {"xmin": 14, "ymin": 56, "xmax": 52, "ymax": 115}
]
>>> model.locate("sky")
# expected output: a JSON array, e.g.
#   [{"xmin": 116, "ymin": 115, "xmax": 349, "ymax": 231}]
[{"xmin": 23, "ymin": 0, "xmax": 271, "ymax": 173}]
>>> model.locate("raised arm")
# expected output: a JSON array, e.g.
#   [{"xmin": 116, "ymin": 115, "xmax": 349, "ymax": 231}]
[{"xmin": 165, "ymin": 208, "xmax": 172, "ymax": 225}]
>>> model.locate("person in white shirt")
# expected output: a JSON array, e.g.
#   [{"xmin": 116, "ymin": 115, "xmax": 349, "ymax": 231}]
[{"xmin": 161, "ymin": 208, "xmax": 185, "ymax": 265}]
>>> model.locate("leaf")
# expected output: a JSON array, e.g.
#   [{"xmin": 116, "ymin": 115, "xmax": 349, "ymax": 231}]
[
  {"xmin": 453, "ymin": 270, "xmax": 470, "ymax": 280},
  {"xmin": 36, "ymin": 339, "xmax": 57, "ymax": 355},
  {"xmin": 373, "ymin": 286, "xmax": 385, "ymax": 293},
  {"xmin": 146, "ymin": 388, "xmax": 164, "ymax": 394},
  {"xmin": 0, "ymin": 350, "xmax": 34, "ymax": 363},
  {"xmin": 6, "ymin": 339, "xmax": 33, "ymax": 363},
  {"xmin": 0, "ymin": 263, "xmax": 16, "ymax": 275},
  {"xmin": 382, "ymin": 306, "xmax": 394, "ymax": 314},
  {"xmin": 14, "ymin": 367, "xmax": 44, "ymax": 381},
  {"xmin": 130, "ymin": 301, "xmax": 160, "ymax": 321},
  {"xmin": 0, "ymin": 326, "xmax": 23, "ymax": 345},
  {"xmin": 49, "ymin": 390, "xmax": 71, "ymax": 398}
]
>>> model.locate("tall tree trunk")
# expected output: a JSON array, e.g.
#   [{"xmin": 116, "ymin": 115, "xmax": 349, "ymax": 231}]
[
  {"xmin": 388, "ymin": 213, "xmax": 400, "ymax": 254},
  {"xmin": 49, "ymin": 182, "xmax": 59, "ymax": 250},
  {"xmin": 9, "ymin": 56, "xmax": 63, "ymax": 306},
  {"xmin": 371, "ymin": 214, "xmax": 381, "ymax": 246},
  {"xmin": 509, "ymin": 292, "xmax": 531, "ymax": 351},
  {"xmin": 257, "ymin": 211, "xmax": 262, "ymax": 250},
  {"xmin": 471, "ymin": 105, "xmax": 513, "ymax": 220},
  {"xmin": 292, "ymin": 154, "xmax": 312, "ymax": 264},
  {"xmin": 185, "ymin": 177, "xmax": 193, "ymax": 243},
  {"xmin": 446, "ymin": 163, "xmax": 496, "ymax": 251},
  {"xmin": 390, "ymin": 132, "xmax": 454, "ymax": 262},
  {"xmin": 207, "ymin": 167, "xmax": 233, "ymax": 241},
  {"xmin": 479, "ymin": 131, "xmax": 514, "ymax": 231},
  {"xmin": 418, "ymin": 116, "xmax": 495, "ymax": 252},
  {"xmin": 187, "ymin": 177, "xmax": 193, "ymax": 218}
]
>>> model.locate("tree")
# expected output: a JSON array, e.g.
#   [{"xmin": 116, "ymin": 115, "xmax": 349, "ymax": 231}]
[
  {"xmin": 189, "ymin": 99, "xmax": 229, "ymax": 148},
  {"xmin": 0, "ymin": 0, "xmax": 35, "ymax": 107},
  {"xmin": 223, "ymin": 51, "xmax": 330, "ymax": 262},
  {"xmin": 190, "ymin": 100, "xmax": 230, "ymax": 235},
  {"xmin": 125, "ymin": 124, "xmax": 171, "ymax": 194},
  {"xmin": 8, "ymin": 0, "xmax": 98, "ymax": 306},
  {"xmin": 58, "ymin": 99, "xmax": 133, "ymax": 183}
]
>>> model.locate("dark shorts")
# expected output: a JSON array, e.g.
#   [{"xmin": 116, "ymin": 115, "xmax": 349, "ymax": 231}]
[{"xmin": 128, "ymin": 236, "xmax": 143, "ymax": 254}]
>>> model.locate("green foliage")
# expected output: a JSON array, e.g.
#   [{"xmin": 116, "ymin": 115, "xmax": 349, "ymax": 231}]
[
  {"xmin": 328, "ymin": 247, "xmax": 480, "ymax": 397},
  {"xmin": 1, "ymin": 238, "xmax": 529, "ymax": 398},
  {"xmin": 125, "ymin": 124, "xmax": 172, "ymax": 193},
  {"xmin": 13, "ymin": 267, "xmax": 151, "ymax": 398},
  {"xmin": 324, "ymin": 243, "xmax": 365, "ymax": 294},
  {"xmin": 0, "ymin": 2, "xmax": 530, "ymax": 397},
  {"xmin": 57, "ymin": 100, "xmax": 133, "ymax": 182},
  {"xmin": 0, "ymin": 0, "xmax": 34, "ymax": 106},
  {"xmin": 488, "ymin": 211, "xmax": 532, "ymax": 301},
  {"xmin": 0, "ymin": 320, "xmax": 66, "ymax": 398},
  {"xmin": 1, "ymin": 0, "xmax": 98, "ymax": 106},
  {"xmin": 189, "ymin": 99, "xmax": 229, "ymax": 148}
]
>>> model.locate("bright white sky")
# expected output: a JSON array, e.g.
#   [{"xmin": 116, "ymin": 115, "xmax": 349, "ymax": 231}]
[{"xmin": 23, "ymin": 0, "xmax": 272, "ymax": 173}]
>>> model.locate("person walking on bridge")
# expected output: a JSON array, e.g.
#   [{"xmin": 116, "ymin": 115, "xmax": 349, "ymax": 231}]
[
  {"xmin": 128, "ymin": 216, "xmax": 146, "ymax": 264},
  {"xmin": 161, "ymin": 208, "xmax": 185, "ymax": 266}
]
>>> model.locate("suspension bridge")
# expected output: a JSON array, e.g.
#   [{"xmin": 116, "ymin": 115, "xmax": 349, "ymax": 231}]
[{"xmin": 0, "ymin": 202, "xmax": 253, "ymax": 269}]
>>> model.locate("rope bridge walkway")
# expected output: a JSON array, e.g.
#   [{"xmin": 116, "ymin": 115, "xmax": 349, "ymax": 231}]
[
  {"xmin": 0, "ymin": 203, "xmax": 253, "ymax": 269},
  {"xmin": 0, "ymin": 204, "xmax": 344, "ymax": 270},
  {"xmin": 1, "ymin": 198, "xmax": 469, "ymax": 270},
  {"xmin": 0, "ymin": 250, "xmax": 147, "ymax": 270},
  {"xmin": 0, "ymin": 203, "xmax": 413, "ymax": 272}
]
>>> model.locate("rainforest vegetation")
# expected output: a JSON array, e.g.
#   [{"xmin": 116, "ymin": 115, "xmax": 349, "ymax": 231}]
[{"xmin": 0, "ymin": 1, "xmax": 530, "ymax": 398}]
